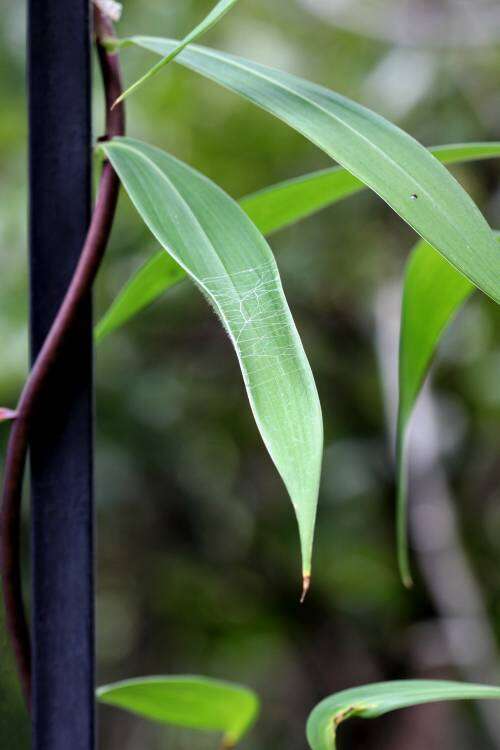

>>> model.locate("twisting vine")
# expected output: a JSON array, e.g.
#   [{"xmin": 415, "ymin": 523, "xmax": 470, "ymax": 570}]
[{"xmin": 0, "ymin": 5, "xmax": 125, "ymax": 709}]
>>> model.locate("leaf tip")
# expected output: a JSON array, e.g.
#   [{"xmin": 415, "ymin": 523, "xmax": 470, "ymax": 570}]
[
  {"xmin": 402, "ymin": 573, "xmax": 414, "ymax": 590},
  {"xmin": 111, "ymin": 95, "xmax": 123, "ymax": 110},
  {"xmin": 398, "ymin": 548, "xmax": 414, "ymax": 589},
  {"xmin": 300, "ymin": 574, "xmax": 311, "ymax": 603}
]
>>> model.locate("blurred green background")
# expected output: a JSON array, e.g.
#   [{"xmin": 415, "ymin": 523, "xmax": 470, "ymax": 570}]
[{"xmin": 2, "ymin": 1, "xmax": 500, "ymax": 748}]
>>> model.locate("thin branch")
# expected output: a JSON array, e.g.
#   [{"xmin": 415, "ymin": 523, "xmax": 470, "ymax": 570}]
[{"xmin": 0, "ymin": 7, "xmax": 125, "ymax": 709}]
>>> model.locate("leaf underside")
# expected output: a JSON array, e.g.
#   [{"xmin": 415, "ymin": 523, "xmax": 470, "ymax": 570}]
[{"xmin": 101, "ymin": 137, "xmax": 323, "ymax": 581}]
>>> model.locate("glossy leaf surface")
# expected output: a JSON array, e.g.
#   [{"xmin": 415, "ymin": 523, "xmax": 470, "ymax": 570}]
[{"xmin": 97, "ymin": 675, "xmax": 259, "ymax": 746}]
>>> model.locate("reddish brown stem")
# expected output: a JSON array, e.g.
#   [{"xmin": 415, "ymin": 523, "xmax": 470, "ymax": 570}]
[{"xmin": 0, "ymin": 7, "xmax": 125, "ymax": 709}]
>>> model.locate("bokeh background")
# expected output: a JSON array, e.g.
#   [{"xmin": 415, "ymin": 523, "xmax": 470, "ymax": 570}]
[{"xmin": 2, "ymin": 1, "xmax": 500, "ymax": 748}]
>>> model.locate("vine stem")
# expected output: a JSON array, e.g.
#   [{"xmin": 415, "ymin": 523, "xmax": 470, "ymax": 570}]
[{"xmin": 0, "ymin": 7, "xmax": 125, "ymax": 709}]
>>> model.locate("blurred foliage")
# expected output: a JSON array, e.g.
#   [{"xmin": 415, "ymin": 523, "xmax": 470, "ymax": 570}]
[{"xmin": 1, "ymin": 1, "xmax": 500, "ymax": 749}]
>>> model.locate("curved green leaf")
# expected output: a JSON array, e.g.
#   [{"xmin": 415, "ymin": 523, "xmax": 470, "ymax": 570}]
[
  {"xmin": 114, "ymin": 0, "xmax": 241, "ymax": 106},
  {"xmin": 96, "ymin": 142, "xmax": 500, "ymax": 342},
  {"xmin": 240, "ymin": 141, "xmax": 500, "ymax": 237},
  {"xmin": 306, "ymin": 680, "xmax": 500, "ymax": 750},
  {"xmin": 396, "ymin": 234, "xmax": 500, "ymax": 586},
  {"xmin": 95, "ymin": 250, "xmax": 183, "ymax": 341},
  {"xmin": 101, "ymin": 137, "xmax": 323, "ymax": 585},
  {"xmin": 97, "ymin": 675, "xmax": 259, "ymax": 747},
  {"xmin": 121, "ymin": 37, "xmax": 500, "ymax": 302}
]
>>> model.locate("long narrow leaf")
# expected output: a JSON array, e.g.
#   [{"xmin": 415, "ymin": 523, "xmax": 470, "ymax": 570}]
[
  {"xmin": 119, "ymin": 37, "xmax": 500, "ymax": 302},
  {"xmin": 95, "ymin": 250, "xmax": 183, "ymax": 341},
  {"xmin": 241, "ymin": 141, "xmax": 500, "ymax": 237},
  {"xmin": 114, "ymin": 0, "xmax": 241, "ymax": 106},
  {"xmin": 101, "ymin": 137, "xmax": 323, "ymax": 587},
  {"xmin": 396, "ymin": 235, "xmax": 500, "ymax": 585},
  {"xmin": 97, "ymin": 676, "xmax": 259, "ymax": 747},
  {"xmin": 96, "ymin": 142, "xmax": 500, "ymax": 341},
  {"xmin": 306, "ymin": 680, "xmax": 500, "ymax": 750}
]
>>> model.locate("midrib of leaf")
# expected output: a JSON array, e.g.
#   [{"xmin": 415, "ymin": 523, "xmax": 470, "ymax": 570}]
[{"xmin": 132, "ymin": 38, "xmax": 480, "ymax": 284}]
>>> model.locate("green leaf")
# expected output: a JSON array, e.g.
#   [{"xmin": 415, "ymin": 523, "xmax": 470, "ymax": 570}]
[
  {"xmin": 95, "ymin": 250, "xmax": 184, "ymax": 342},
  {"xmin": 240, "ymin": 141, "xmax": 500, "ymax": 237},
  {"xmin": 396, "ymin": 235, "xmax": 500, "ymax": 585},
  {"xmin": 97, "ymin": 675, "xmax": 259, "ymax": 747},
  {"xmin": 96, "ymin": 142, "xmax": 500, "ymax": 342},
  {"xmin": 306, "ymin": 680, "xmax": 500, "ymax": 750},
  {"xmin": 101, "ymin": 137, "xmax": 323, "ymax": 585},
  {"xmin": 114, "ymin": 0, "xmax": 241, "ymax": 106},
  {"xmin": 120, "ymin": 37, "xmax": 500, "ymax": 302}
]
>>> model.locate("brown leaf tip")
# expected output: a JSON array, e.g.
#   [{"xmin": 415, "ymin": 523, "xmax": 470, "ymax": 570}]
[
  {"xmin": 93, "ymin": 0, "xmax": 123, "ymax": 22},
  {"xmin": 0, "ymin": 408, "xmax": 17, "ymax": 423},
  {"xmin": 300, "ymin": 574, "xmax": 311, "ymax": 604},
  {"xmin": 403, "ymin": 574, "xmax": 414, "ymax": 590}
]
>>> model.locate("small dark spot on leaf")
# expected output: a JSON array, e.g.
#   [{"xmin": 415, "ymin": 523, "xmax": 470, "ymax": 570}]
[{"xmin": 410, "ymin": 193, "xmax": 418, "ymax": 200}]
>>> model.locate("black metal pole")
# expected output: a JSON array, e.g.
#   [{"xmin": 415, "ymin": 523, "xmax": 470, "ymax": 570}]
[{"xmin": 28, "ymin": 2, "xmax": 94, "ymax": 749}]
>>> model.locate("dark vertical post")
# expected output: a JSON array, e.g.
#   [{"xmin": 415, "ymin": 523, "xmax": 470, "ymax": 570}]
[{"xmin": 28, "ymin": 3, "xmax": 94, "ymax": 749}]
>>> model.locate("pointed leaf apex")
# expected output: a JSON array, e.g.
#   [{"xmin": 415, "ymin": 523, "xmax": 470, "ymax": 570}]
[
  {"xmin": 301, "ymin": 574, "xmax": 311, "ymax": 603},
  {"xmin": 403, "ymin": 573, "xmax": 414, "ymax": 590}
]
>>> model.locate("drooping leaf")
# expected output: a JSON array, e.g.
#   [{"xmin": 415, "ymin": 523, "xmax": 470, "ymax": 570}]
[
  {"xmin": 306, "ymin": 680, "xmax": 500, "ymax": 750},
  {"xmin": 96, "ymin": 142, "xmax": 500, "ymax": 341},
  {"xmin": 101, "ymin": 137, "xmax": 323, "ymax": 585},
  {"xmin": 396, "ymin": 234, "xmax": 500, "ymax": 585},
  {"xmin": 97, "ymin": 675, "xmax": 259, "ymax": 747},
  {"xmin": 114, "ymin": 0, "xmax": 241, "ymax": 106},
  {"xmin": 119, "ymin": 37, "xmax": 500, "ymax": 302}
]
